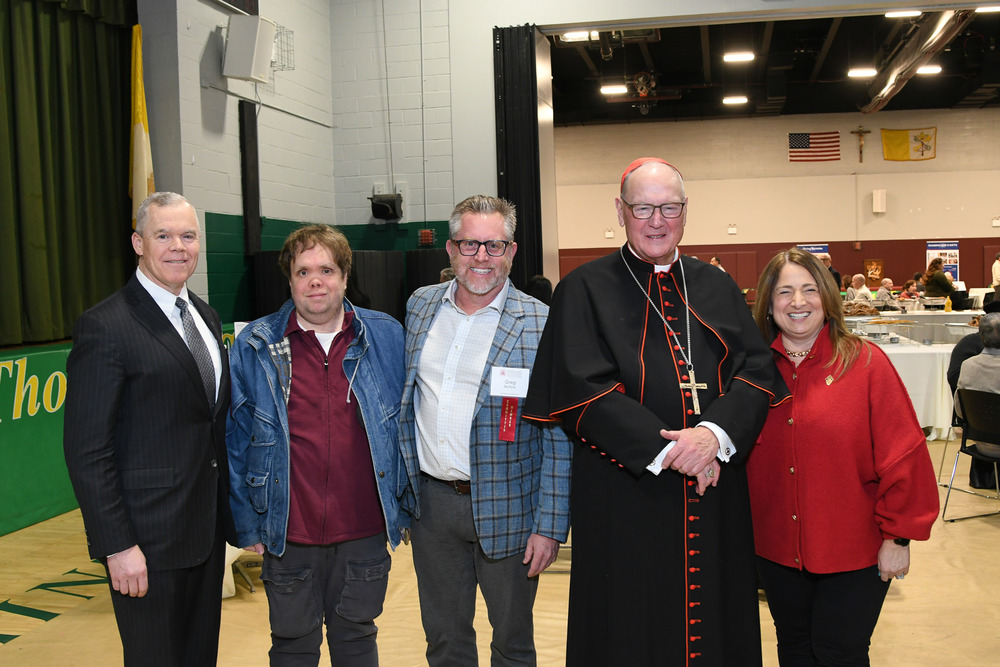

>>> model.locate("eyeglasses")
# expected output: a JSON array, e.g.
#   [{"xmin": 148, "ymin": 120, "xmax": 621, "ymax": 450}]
[
  {"xmin": 620, "ymin": 199, "xmax": 686, "ymax": 219},
  {"xmin": 451, "ymin": 239, "xmax": 513, "ymax": 257}
]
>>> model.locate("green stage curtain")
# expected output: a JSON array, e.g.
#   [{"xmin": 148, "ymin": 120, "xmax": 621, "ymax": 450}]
[{"xmin": 0, "ymin": 0, "xmax": 135, "ymax": 346}]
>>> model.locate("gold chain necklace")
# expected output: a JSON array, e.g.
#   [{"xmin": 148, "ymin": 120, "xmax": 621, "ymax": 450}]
[{"xmin": 784, "ymin": 348, "xmax": 810, "ymax": 357}]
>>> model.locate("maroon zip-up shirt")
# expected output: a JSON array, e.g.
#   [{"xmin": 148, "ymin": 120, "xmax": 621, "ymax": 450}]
[{"xmin": 284, "ymin": 312, "xmax": 384, "ymax": 544}]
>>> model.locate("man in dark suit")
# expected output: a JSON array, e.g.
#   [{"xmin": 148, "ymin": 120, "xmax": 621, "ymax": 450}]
[{"xmin": 63, "ymin": 192, "xmax": 234, "ymax": 666}]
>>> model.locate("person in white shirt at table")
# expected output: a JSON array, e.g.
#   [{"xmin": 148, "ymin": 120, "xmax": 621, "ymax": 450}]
[{"xmin": 846, "ymin": 274, "xmax": 872, "ymax": 301}]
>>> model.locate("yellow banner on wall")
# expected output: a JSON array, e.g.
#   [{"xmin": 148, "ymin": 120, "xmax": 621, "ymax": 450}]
[
  {"xmin": 881, "ymin": 127, "xmax": 936, "ymax": 161},
  {"xmin": 130, "ymin": 24, "xmax": 154, "ymax": 229}
]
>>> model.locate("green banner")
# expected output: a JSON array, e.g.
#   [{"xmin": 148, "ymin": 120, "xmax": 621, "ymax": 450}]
[
  {"xmin": 0, "ymin": 343, "xmax": 77, "ymax": 536},
  {"xmin": 0, "ymin": 328, "xmax": 239, "ymax": 538}
]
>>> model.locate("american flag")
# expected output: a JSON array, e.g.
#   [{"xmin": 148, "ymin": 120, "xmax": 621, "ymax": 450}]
[{"xmin": 788, "ymin": 131, "xmax": 841, "ymax": 162}]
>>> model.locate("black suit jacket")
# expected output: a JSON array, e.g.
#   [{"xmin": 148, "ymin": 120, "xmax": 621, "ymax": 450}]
[{"xmin": 63, "ymin": 274, "xmax": 235, "ymax": 570}]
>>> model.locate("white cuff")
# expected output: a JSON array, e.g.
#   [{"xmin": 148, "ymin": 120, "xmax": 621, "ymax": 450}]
[
  {"xmin": 646, "ymin": 440, "xmax": 676, "ymax": 476},
  {"xmin": 699, "ymin": 421, "xmax": 736, "ymax": 462}
]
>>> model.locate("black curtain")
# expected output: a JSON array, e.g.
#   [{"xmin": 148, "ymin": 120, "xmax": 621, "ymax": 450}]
[
  {"xmin": 1, "ymin": 0, "xmax": 135, "ymax": 345},
  {"xmin": 493, "ymin": 24, "xmax": 543, "ymax": 289}
]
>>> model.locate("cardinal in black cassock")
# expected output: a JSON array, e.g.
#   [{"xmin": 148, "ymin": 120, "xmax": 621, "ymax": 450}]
[{"xmin": 524, "ymin": 158, "xmax": 788, "ymax": 666}]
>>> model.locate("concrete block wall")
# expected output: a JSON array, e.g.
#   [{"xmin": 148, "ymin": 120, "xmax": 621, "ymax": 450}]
[
  {"xmin": 175, "ymin": 0, "xmax": 335, "ymax": 223},
  {"xmin": 330, "ymin": 0, "xmax": 454, "ymax": 226},
  {"xmin": 139, "ymin": 0, "xmax": 338, "ymax": 300}
]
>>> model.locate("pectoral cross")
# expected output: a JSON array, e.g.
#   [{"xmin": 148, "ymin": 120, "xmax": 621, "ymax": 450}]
[
  {"xmin": 678, "ymin": 367, "xmax": 709, "ymax": 415},
  {"xmin": 850, "ymin": 125, "xmax": 871, "ymax": 163}
]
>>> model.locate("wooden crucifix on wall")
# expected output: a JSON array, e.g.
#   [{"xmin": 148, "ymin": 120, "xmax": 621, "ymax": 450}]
[{"xmin": 850, "ymin": 126, "xmax": 871, "ymax": 163}]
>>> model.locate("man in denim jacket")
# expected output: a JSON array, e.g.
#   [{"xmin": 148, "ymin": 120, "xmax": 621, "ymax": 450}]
[{"xmin": 227, "ymin": 225, "xmax": 407, "ymax": 666}]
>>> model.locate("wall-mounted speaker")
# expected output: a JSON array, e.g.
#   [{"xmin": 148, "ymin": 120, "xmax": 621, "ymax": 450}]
[
  {"xmin": 872, "ymin": 189, "xmax": 887, "ymax": 213},
  {"xmin": 223, "ymin": 15, "xmax": 276, "ymax": 84}
]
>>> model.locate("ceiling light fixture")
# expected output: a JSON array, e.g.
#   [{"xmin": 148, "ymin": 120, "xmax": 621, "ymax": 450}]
[
  {"xmin": 847, "ymin": 67, "xmax": 878, "ymax": 78},
  {"xmin": 560, "ymin": 30, "xmax": 598, "ymax": 43},
  {"xmin": 600, "ymin": 84, "xmax": 628, "ymax": 95},
  {"xmin": 917, "ymin": 64, "xmax": 942, "ymax": 74},
  {"xmin": 722, "ymin": 95, "xmax": 748, "ymax": 104},
  {"xmin": 723, "ymin": 52, "xmax": 755, "ymax": 62},
  {"xmin": 885, "ymin": 10, "xmax": 922, "ymax": 18},
  {"xmin": 975, "ymin": 6, "xmax": 1000, "ymax": 13}
]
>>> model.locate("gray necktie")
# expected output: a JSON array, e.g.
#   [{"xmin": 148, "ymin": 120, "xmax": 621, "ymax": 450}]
[{"xmin": 176, "ymin": 297, "xmax": 216, "ymax": 407}]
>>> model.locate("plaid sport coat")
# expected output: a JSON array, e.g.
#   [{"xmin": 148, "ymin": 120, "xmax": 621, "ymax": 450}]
[{"xmin": 397, "ymin": 281, "xmax": 572, "ymax": 560}]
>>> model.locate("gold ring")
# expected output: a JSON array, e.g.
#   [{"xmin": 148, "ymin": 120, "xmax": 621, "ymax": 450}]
[{"xmin": 704, "ymin": 467, "xmax": 716, "ymax": 478}]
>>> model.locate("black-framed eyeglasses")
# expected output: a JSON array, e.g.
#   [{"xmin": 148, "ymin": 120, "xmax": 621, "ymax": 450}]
[
  {"xmin": 620, "ymin": 199, "xmax": 686, "ymax": 220},
  {"xmin": 451, "ymin": 239, "xmax": 513, "ymax": 257}
]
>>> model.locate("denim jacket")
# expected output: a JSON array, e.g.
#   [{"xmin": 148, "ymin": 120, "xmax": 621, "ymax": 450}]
[{"xmin": 226, "ymin": 299, "xmax": 408, "ymax": 555}]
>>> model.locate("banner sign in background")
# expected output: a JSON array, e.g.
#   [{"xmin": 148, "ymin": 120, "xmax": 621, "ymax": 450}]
[
  {"xmin": 0, "ymin": 343, "xmax": 75, "ymax": 537},
  {"xmin": 0, "ymin": 325, "xmax": 237, "ymax": 538},
  {"xmin": 927, "ymin": 241, "xmax": 960, "ymax": 282}
]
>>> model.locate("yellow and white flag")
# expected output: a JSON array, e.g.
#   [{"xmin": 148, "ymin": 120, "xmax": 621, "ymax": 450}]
[
  {"xmin": 130, "ymin": 24, "xmax": 154, "ymax": 228},
  {"xmin": 880, "ymin": 127, "xmax": 936, "ymax": 161}
]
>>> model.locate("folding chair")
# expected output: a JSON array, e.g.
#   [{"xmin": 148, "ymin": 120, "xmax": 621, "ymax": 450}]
[
  {"xmin": 937, "ymin": 412, "xmax": 964, "ymax": 486},
  {"xmin": 941, "ymin": 389, "xmax": 1000, "ymax": 522}
]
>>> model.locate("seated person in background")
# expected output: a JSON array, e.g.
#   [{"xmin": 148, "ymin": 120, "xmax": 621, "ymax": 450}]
[
  {"xmin": 898, "ymin": 280, "xmax": 919, "ymax": 300},
  {"xmin": 845, "ymin": 274, "xmax": 873, "ymax": 301},
  {"xmin": 948, "ymin": 302, "xmax": 1000, "ymax": 488},
  {"xmin": 875, "ymin": 278, "xmax": 895, "ymax": 301},
  {"xmin": 841, "ymin": 274, "xmax": 852, "ymax": 295},
  {"xmin": 912, "ymin": 272, "xmax": 926, "ymax": 293},
  {"xmin": 923, "ymin": 257, "xmax": 954, "ymax": 298},
  {"xmin": 710, "ymin": 256, "xmax": 726, "ymax": 272}
]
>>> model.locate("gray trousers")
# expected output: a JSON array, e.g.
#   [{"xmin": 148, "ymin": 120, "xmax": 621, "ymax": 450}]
[
  {"xmin": 410, "ymin": 474, "xmax": 538, "ymax": 666},
  {"xmin": 261, "ymin": 533, "xmax": 390, "ymax": 667}
]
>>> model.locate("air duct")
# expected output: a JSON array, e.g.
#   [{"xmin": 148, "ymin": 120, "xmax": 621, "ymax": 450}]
[{"xmin": 860, "ymin": 10, "xmax": 975, "ymax": 113}]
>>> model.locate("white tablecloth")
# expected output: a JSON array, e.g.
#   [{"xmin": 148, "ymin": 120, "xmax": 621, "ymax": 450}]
[
  {"xmin": 881, "ymin": 341, "xmax": 955, "ymax": 440},
  {"xmin": 890, "ymin": 309, "xmax": 984, "ymax": 322}
]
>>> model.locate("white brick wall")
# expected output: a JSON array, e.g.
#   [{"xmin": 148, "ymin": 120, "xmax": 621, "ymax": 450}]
[
  {"xmin": 331, "ymin": 0, "xmax": 453, "ymax": 226},
  {"xmin": 141, "ymin": 0, "xmax": 337, "ymax": 296}
]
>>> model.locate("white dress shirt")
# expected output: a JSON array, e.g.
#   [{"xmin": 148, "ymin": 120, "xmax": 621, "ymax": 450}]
[
  {"xmin": 135, "ymin": 268, "xmax": 222, "ymax": 402},
  {"xmin": 414, "ymin": 280, "xmax": 507, "ymax": 480}
]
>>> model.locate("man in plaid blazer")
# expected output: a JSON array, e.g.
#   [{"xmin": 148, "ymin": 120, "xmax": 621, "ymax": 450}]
[{"xmin": 398, "ymin": 195, "xmax": 572, "ymax": 666}]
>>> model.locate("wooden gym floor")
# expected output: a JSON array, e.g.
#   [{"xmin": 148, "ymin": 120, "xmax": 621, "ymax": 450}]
[{"xmin": 1, "ymin": 439, "xmax": 998, "ymax": 665}]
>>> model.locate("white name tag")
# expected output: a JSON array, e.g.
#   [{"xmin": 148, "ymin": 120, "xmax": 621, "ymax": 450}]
[{"xmin": 490, "ymin": 366, "xmax": 529, "ymax": 398}]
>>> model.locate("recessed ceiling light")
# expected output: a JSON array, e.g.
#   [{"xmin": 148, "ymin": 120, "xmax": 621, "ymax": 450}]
[
  {"xmin": 848, "ymin": 68, "xmax": 878, "ymax": 78},
  {"xmin": 600, "ymin": 84, "xmax": 628, "ymax": 95},
  {"xmin": 975, "ymin": 6, "xmax": 1000, "ymax": 13},
  {"xmin": 722, "ymin": 95, "xmax": 748, "ymax": 104},
  {"xmin": 917, "ymin": 64, "xmax": 942, "ymax": 75},
  {"xmin": 723, "ymin": 52, "xmax": 755, "ymax": 63},
  {"xmin": 561, "ymin": 31, "xmax": 598, "ymax": 43},
  {"xmin": 885, "ymin": 11, "xmax": 922, "ymax": 18}
]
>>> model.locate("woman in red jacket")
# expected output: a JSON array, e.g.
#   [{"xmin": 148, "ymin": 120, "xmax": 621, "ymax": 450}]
[{"xmin": 748, "ymin": 247, "xmax": 939, "ymax": 666}]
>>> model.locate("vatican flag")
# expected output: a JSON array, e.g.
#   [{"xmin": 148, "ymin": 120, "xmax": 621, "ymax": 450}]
[
  {"xmin": 880, "ymin": 127, "xmax": 936, "ymax": 161},
  {"xmin": 130, "ymin": 24, "xmax": 154, "ymax": 228}
]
